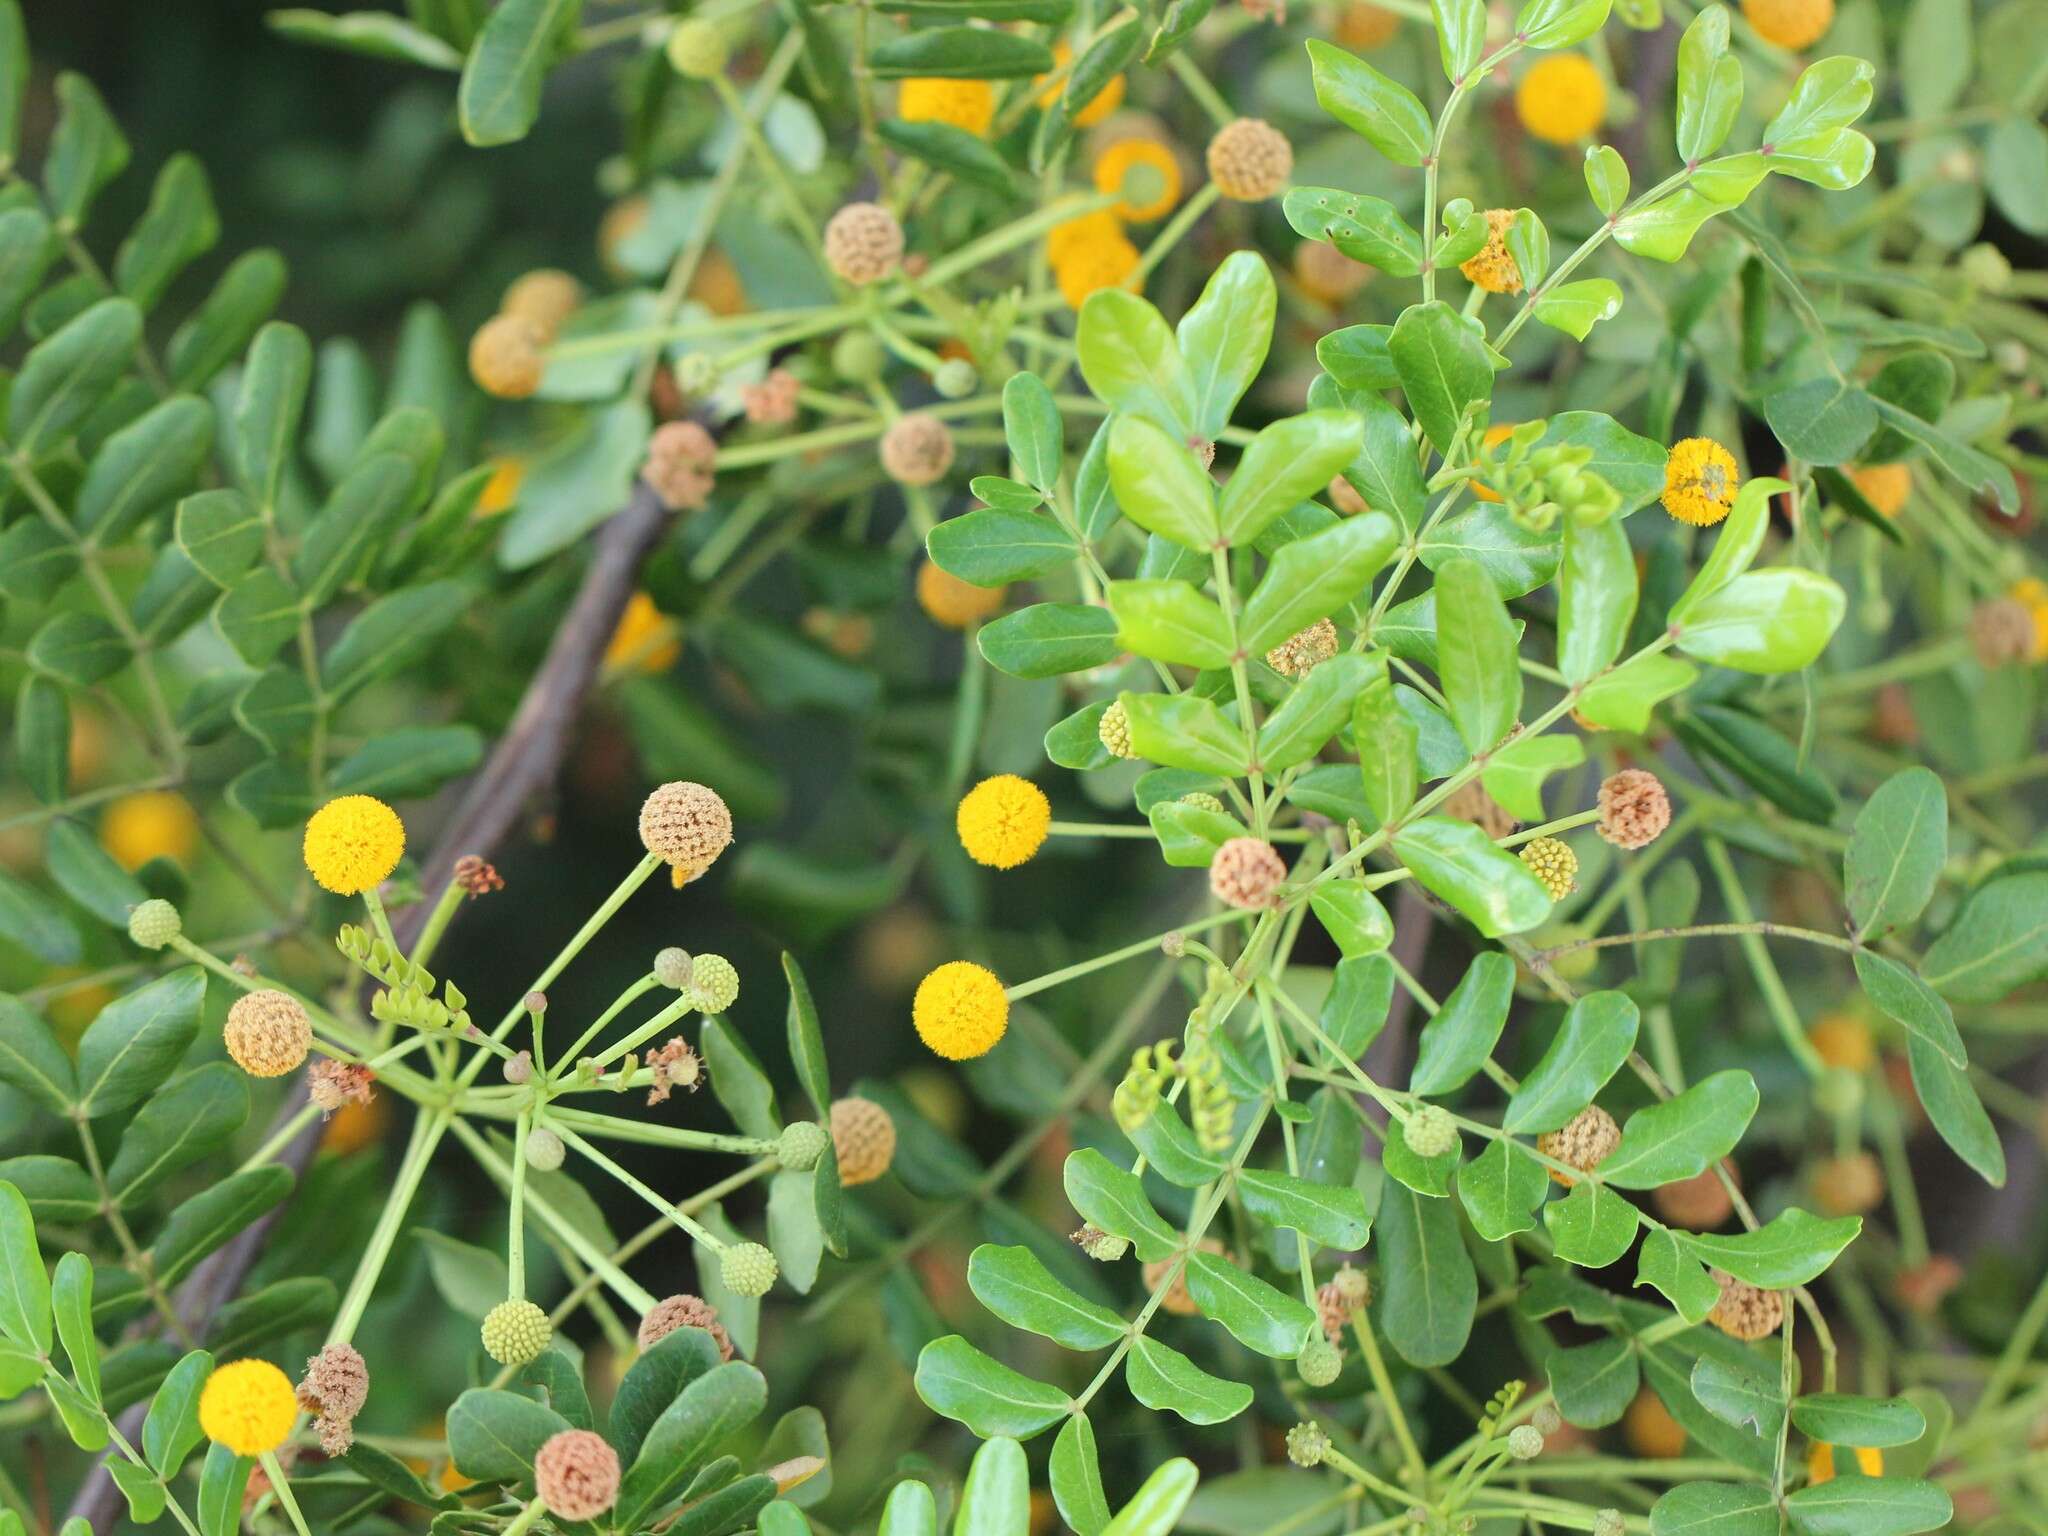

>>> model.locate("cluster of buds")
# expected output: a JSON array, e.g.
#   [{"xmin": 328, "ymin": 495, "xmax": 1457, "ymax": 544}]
[
  {"xmin": 1112, "ymin": 1039, "xmax": 1180, "ymax": 1133},
  {"xmin": 338, "ymin": 923, "xmax": 471, "ymax": 1033},
  {"xmin": 1181, "ymin": 1039, "xmax": 1235, "ymax": 1155},
  {"xmin": 1474, "ymin": 424, "xmax": 1622, "ymax": 533}
]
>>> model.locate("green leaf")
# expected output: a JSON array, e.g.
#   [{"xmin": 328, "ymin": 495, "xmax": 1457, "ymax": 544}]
[
  {"xmin": 954, "ymin": 1437, "xmax": 1028, "ymax": 1536},
  {"xmin": 1352, "ymin": 673, "xmax": 1418, "ymax": 826},
  {"xmin": 1635, "ymin": 1229, "xmax": 1722, "ymax": 1323},
  {"xmin": 1673, "ymin": 568, "xmax": 1846, "ymax": 674},
  {"xmin": 1309, "ymin": 881, "xmax": 1393, "ymax": 958},
  {"xmin": 175, "ymin": 490, "xmax": 264, "ymax": 589},
  {"xmin": 26, "ymin": 614, "xmax": 127, "ymax": 688},
  {"xmin": 212, "ymin": 569, "xmax": 303, "ymax": 669},
  {"xmin": 1671, "ymin": 477, "xmax": 1783, "ymax": 623},
  {"xmin": 1430, "ymin": 0, "xmax": 1486, "ymax": 81},
  {"xmin": 114, "ymin": 154, "xmax": 220, "ymax": 310},
  {"xmin": 0, "ymin": 1181, "xmax": 51, "ymax": 1353},
  {"xmin": 0, "ymin": 995, "xmax": 78, "ymax": 1111},
  {"xmin": 1389, "ymin": 301, "xmax": 1494, "ymax": 455},
  {"xmin": 1077, "ymin": 291, "xmax": 1191, "ymax": 438},
  {"xmin": 1763, "ymin": 56, "xmax": 1876, "ymax": 146},
  {"xmin": 703, "ymin": 1018, "xmax": 780, "ymax": 1141},
  {"xmin": 1103, "ymin": 1457, "xmax": 1199, "ymax": 1536},
  {"xmin": 1691, "ymin": 1351, "xmax": 1784, "ymax": 1439},
  {"xmin": 268, "ymin": 10, "xmax": 466, "ymax": 67},
  {"xmin": 0, "ymin": 206, "xmax": 61, "ymax": 341},
  {"xmin": 1186, "ymin": 1252, "xmax": 1316, "ymax": 1357},
  {"xmin": 1649, "ymin": 1483, "xmax": 1777, "ymax": 1536},
  {"xmin": 1903, "ymin": 1032, "xmax": 2004, "ymax": 1187},
  {"xmin": 53, "ymin": 1251, "xmax": 97, "ymax": 1401},
  {"xmin": 870, "ymin": 27, "xmax": 1052, "ymax": 76},
  {"xmin": 881, "ymin": 1479, "xmax": 940, "ymax": 1536},
  {"xmin": 1684, "ymin": 1207, "xmax": 1860, "ymax": 1287},
  {"xmin": 47, "ymin": 1373, "xmax": 107, "ymax": 1450},
  {"xmin": 234, "ymin": 322, "xmax": 313, "ymax": 516},
  {"xmin": 1306, "ymin": 41, "xmax": 1431, "ymax": 165},
  {"xmin": 1548, "ymin": 1336, "xmax": 1639, "ymax": 1428},
  {"xmin": 1282, "ymin": 189, "xmax": 1424, "ymax": 276},
  {"xmin": 915, "ymin": 1336, "xmax": 1070, "ymax": 1439},
  {"xmin": 75, "ymin": 969, "xmax": 205, "ymax": 1120},
  {"xmin": 1435, "ymin": 558, "xmax": 1521, "ymax": 751},
  {"xmin": 1219, "ymin": 411, "xmax": 1363, "ymax": 547},
  {"xmin": 1514, "ymin": 0, "xmax": 1613, "ymax": 46},
  {"xmin": 1392, "ymin": 817, "xmax": 1554, "ymax": 939},
  {"xmin": 1987, "ymin": 117, "xmax": 2048, "ymax": 236},
  {"xmin": 1001, "ymin": 373, "xmax": 1062, "ymax": 489},
  {"xmin": 331, "ymin": 725, "xmax": 485, "ymax": 799},
  {"xmin": 1853, "ymin": 951, "xmax": 1964, "ymax": 1071},
  {"xmin": 294, "ymin": 453, "xmax": 416, "ymax": 606},
  {"xmin": 968, "ymin": 1245, "xmax": 1126, "ymax": 1350},
  {"xmin": 1672, "ymin": 703, "xmax": 1836, "ymax": 823},
  {"xmin": 166, "ymin": 249, "xmax": 286, "ymax": 390},
  {"xmin": 1920, "ymin": 872, "xmax": 2048, "ymax": 1003},
  {"xmin": 1614, "ymin": 185, "xmax": 1747, "ymax": 263},
  {"xmin": 1763, "ymin": 377, "xmax": 1875, "ymax": 467},
  {"xmin": 197, "ymin": 1445, "xmax": 252, "ymax": 1536},
  {"xmin": 1259, "ymin": 653, "xmax": 1375, "ymax": 770},
  {"xmin": 0, "ymin": 0, "xmax": 25, "ymax": 175},
  {"xmin": 446, "ymin": 1386, "xmax": 573, "ymax": 1483},
  {"xmin": 1236, "ymin": 1168, "xmax": 1370, "ymax": 1247},
  {"xmin": 1532, "ymin": 279, "xmax": 1623, "ymax": 340},
  {"xmin": 1125, "ymin": 1336, "xmax": 1251, "ymax": 1424},
  {"xmin": 43, "ymin": 73, "xmax": 129, "ymax": 230},
  {"xmin": 1791, "ymin": 1394, "xmax": 1927, "ymax": 1450},
  {"xmin": 610, "ymin": 1327, "xmax": 725, "ymax": 1469},
  {"xmin": 1106, "ymin": 414, "xmax": 1216, "ymax": 551},
  {"xmin": 1051, "ymin": 1416, "xmax": 1112, "ymax": 1536},
  {"xmin": 1457, "ymin": 1136, "xmax": 1549, "ymax": 1242},
  {"xmin": 0, "ymin": 1158, "xmax": 96, "ymax": 1224},
  {"xmin": 979, "ymin": 604, "xmax": 1120, "ymax": 679},
  {"xmin": 1545, "ymin": 1179, "xmax": 1642, "ymax": 1267},
  {"xmin": 1784, "ymin": 1478, "xmax": 1952, "ymax": 1536},
  {"xmin": 1121, "ymin": 692, "xmax": 1247, "ymax": 775},
  {"xmin": 1317, "ymin": 324, "xmax": 1399, "ymax": 391},
  {"xmin": 1376, "ymin": 1181, "xmax": 1476, "ymax": 1367},
  {"xmin": 1409, "ymin": 951, "xmax": 1513, "ymax": 1096},
  {"xmin": 105, "ymin": 1063, "xmax": 248, "ymax": 1206},
  {"xmin": 72, "ymin": 393, "xmax": 213, "ymax": 541},
  {"xmin": 882, "ymin": 118, "xmax": 1018, "ymax": 193},
  {"xmin": 1482, "ymin": 733, "xmax": 1584, "ymax": 822},
  {"xmin": 1127, "ymin": 1103, "xmax": 1224, "ymax": 1187},
  {"xmin": 1584, "ymin": 145, "xmax": 1629, "ymax": 217},
  {"xmin": 143, "ymin": 1350, "xmax": 212, "ymax": 1477},
  {"xmin": 1177, "ymin": 252, "xmax": 1276, "ymax": 440},
  {"xmin": 458, "ymin": 0, "xmax": 578, "ymax": 145},
  {"xmin": 7, "ymin": 296, "xmax": 141, "ymax": 454},
  {"xmin": 1675, "ymin": 5, "xmax": 1742, "ymax": 161},
  {"xmin": 1601, "ymin": 1071, "xmax": 1758, "ymax": 1188},
  {"xmin": 1866, "ymin": 397, "xmax": 2018, "ymax": 515},
  {"xmin": 617, "ymin": 1361, "xmax": 769, "ymax": 1529},
  {"xmin": 337, "ymin": 1443, "xmax": 460, "ymax": 1512},
  {"xmin": 149, "ymin": 1167, "xmax": 293, "ymax": 1287},
  {"xmin": 206, "ymin": 1277, "xmax": 335, "ymax": 1358},
  {"xmin": 1108, "ymin": 581, "xmax": 1235, "ymax": 669},
  {"xmin": 1240, "ymin": 514, "xmax": 1397, "ymax": 657},
  {"xmin": 1064, "ymin": 1150, "xmax": 1179, "ymax": 1262},
  {"xmin": 1504, "ymin": 991, "xmax": 1640, "ymax": 1134}
]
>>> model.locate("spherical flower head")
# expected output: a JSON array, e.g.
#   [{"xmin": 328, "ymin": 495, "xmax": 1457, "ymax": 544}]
[
  {"xmin": 101, "ymin": 789, "xmax": 199, "ymax": 870},
  {"xmin": 1296, "ymin": 1336, "xmax": 1342, "ymax": 1387},
  {"xmin": 653, "ymin": 947, "xmax": 695, "ymax": 990},
  {"xmin": 721, "ymin": 1241, "xmax": 778, "ymax": 1298},
  {"xmin": 297, "ymin": 1342, "xmax": 369, "ymax": 1428},
  {"xmin": 666, "ymin": 17, "xmax": 728, "ymax": 77},
  {"xmin": 1336, "ymin": 1, "xmax": 1401, "ymax": 48},
  {"xmin": 898, "ymin": 77, "xmax": 995, "ymax": 136},
  {"xmin": 914, "ymin": 960, "xmax": 1008, "ymax": 1060},
  {"xmin": 1507, "ymin": 1425, "xmax": 1544, "ymax": 1461},
  {"xmin": 1402, "ymin": 1103, "xmax": 1458, "ymax": 1159},
  {"xmin": 525, "ymin": 1127, "xmax": 567, "ymax": 1172},
  {"xmin": 637, "ymin": 1293, "xmax": 734, "ymax": 1359},
  {"xmin": 1742, "ymin": 0, "xmax": 1833, "ymax": 48},
  {"xmin": 1295, "ymin": 240, "xmax": 1371, "ymax": 306},
  {"xmin": 1210, "ymin": 837, "xmax": 1287, "ymax": 910},
  {"xmin": 504, "ymin": 1050, "xmax": 534, "ymax": 1085},
  {"xmin": 225, "ymin": 991, "xmax": 313, "ymax": 1079},
  {"xmin": 643, "ymin": 419, "xmax": 718, "ymax": 511},
  {"xmin": 1662, "ymin": 437, "xmax": 1740, "ymax": 526},
  {"xmin": 1055, "ymin": 227, "xmax": 1142, "ymax": 308},
  {"xmin": 880, "ymin": 413, "xmax": 955, "ymax": 487},
  {"xmin": 1624, "ymin": 1389, "xmax": 1688, "ymax": 1459},
  {"xmin": 833, "ymin": 329, "xmax": 889, "ymax": 386},
  {"xmin": 1706, "ymin": 1270, "xmax": 1784, "ymax": 1341},
  {"xmin": 1459, "ymin": 209, "xmax": 1525, "ymax": 295},
  {"xmin": 1206, "ymin": 118, "xmax": 1292, "ymax": 201},
  {"xmin": 481, "ymin": 1299, "xmax": 552, "ymax": 1365},
  {"xmin": 1266, "ymin": 618, "xmax": 1338, "ymax": 678},
  {"xmin": 535, "ymin": 1429, "xmax": 621, "ymax": 1521},
  {"xmin": 1178, "ymin": 791, "xmax": 1226, "ymax": 815},
  {"xmin": 1653, "ymin": 1163, "xmax": 1737, "ymax": 1230},
  {"xmin": 501, "ymin": 269, "xmax": 582, "ymax": 343},
  {"xmin": 743, "ymin": 368, "xmax": 800, "ymax": 426},
  {"xmin": 1095, "ymin": 139, "xmax": 1182, "ymax": 222},
  {"xmin": 1537, "ymin": 1104, "xmax": 1619, "ymax": 1186},
  {"xmin": 933, "ymin": 357, "xmax": 979, "ymax": 399},
  {"xmin": 1047, "ymin": 209, "xmax": 1126, "ymax": 266},
  {"xmin": 1331, "ymin": 1263, "xmax": 1372, "ymax": 1310},
  {"xmin": 1597, "ymin": 769, "xmax": 1671, "ymax": 850},
  {"xmin": 1894, "ymin": 1254, "xmax": 1963, "ymax": 1315},
  {"xmin": 690, "ymin": 954, "xmax": 740, "ymax": 1014},
  {"xmin": 469, "ymin": 313, "xmax": 546, "ymax": 399},
  {"xmin": 830, "ymin": 1096, "xmax": 898, "ymax": 1186},
  {"xmin": 1847, "ymin": 462, "xmax": 1910, "ymax": 519},
  {"xmin": 1519, "ymin": 836, "xmax": 1579, "ymax": 901},
  {"xmin": 639, "ymin": 781, "xmax": 734, "ymax": 877},
  {"xmin": 824, "ymin": 202, "xmax": 905, "ymax": 286},
  {"xmin": 1969, "ymin": 596, "xmax": 2037, "ymax": 668},
  {"xmin": 1286, "ymin": 1421, "xmax": 1331, "ymax": 1467},
  {"xmin": 304, "ymin": 795, "xmax": 405, "ymax": 895},
  {"xmin": 675, "ymin": 351, "xmax": 721, "ymax": 397},
  {"xmin": 128, "ymin": 898, "xmax": 182, "ymax": 950},
  {"xmin": 916, "ymin": 558, "xmax": 1006, "ymax": 629},
  {"xmin": 777, "ymin": 1120, "xmax": 828, "ymax": 1172},
  {"xmin": 1097, "ymin": 699, "xmax": 1135, "ymax": 759},
  {"xmin": 1038, "ymin": 41, "xmax": 1126, "ymax": 126},
  {"xmin": 957, "ymin": 775, "xmax": 1052, "ymax": 869},
  {"xmin": 1811, "ymin": 1150, "xmax": 1883, "ymax": 1216},
  {"xmin": 200, "ymin": 1359, "xmax": 296, "ymax": 1456},
  {"xmin": 1515, "ymin": 54, "xmax": 1605, "ymax": 145}
]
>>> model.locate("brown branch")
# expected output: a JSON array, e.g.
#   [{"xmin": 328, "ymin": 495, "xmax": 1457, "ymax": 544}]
[{"xmin": 64, "ymin": 485, "xmax": 672, "ymax": 1531}]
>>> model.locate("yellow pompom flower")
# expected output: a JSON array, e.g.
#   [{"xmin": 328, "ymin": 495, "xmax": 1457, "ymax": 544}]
[
  {"xmin": 605, "ymin": 591, "xmax": 682, "ymax": 673},
  {"xmin": 914, "ymin": 960, "xmax": 1009, "ymax": 1060},
  {"xmin": 1519, "ymin": 836, "xmax": 1579, "ymax": 900},
  {"xmin": 199, "ymin": 1359, "xmax": 296, "ymax": 1456},
  {"xmin": 1806, "ymin": 1443, "xmax": 1882, "ymax": 1484},
  {"xmin": 1038, "ymin": 42, "xmax": 1126, "ymax": 126},
  {"xmin": 1055, "ymin": 227, "xmax": 1142, "ymax": 309},
  {"xmin": 957, "ymin": 775, "xmax": 1052, "ymax": 869},
  {"xmin": 1808, "ymin": 1012, "xmax": 1874, "ymax": 1073},
  {"xmin": 303, "ymin": 795, "xmax": 406, "ymax": 895},
  {"xmin": 1846, "ymin": 462, "xmax": 1910, "ymax": 519},
  {"xmin": 1047, "ymin": 210, "xmax": 1124, "ymax": 265},
  {"xmin": 1515, "ymin": 55, "xmax": 1606, "ymax": 145},
  {"xmin": 1662, "ymin": 437, "xmax": 1741, "ymax": 526},
  {"xmin": 1459, "ymin": 209, "xmax": 1524, "ymax": 295},
  {"xmin": 899, "ymin": 78, "xmax": 996, "ymax": 137},
  {"xmin": 1095, "ymin": 139, "xmax": 1182, "ymax": 222},
  {"xmin": 917, "ymin": 558, "xmax": 1007, "ymax": 629},
  {"xmin": 1744, "ymin": 0, "xmax": 1833, "ymax": 49},
  {"xmin": 100, "ymin": 790, "xmax": 200, "ymax": 870},
  {"xmin": 1335, "ymin": 1, "xmax": 1401, "ymax": 48}
]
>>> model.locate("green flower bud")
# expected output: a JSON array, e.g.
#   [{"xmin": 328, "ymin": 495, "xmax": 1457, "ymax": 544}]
[
  {"xmin": 933, "ymin": 357, "xmax": 978, "ymax": 399},
  {"xmin": 720, "ymin": 1241, "xmax": 778, "ymax": 1298},
  {"xmin": 1296, "ymin": 1336, "xmax": 1342, "ymax": 1387},
  {"xmin": 1403, "ymin": 1103, "xmax": 1458, "ymax": 1160},
  {"xmin": 665, "ymin": 18, "xmax": 728, "ymax": 78},
  {"xmin": 778, "ymin": 1121, "xmax": 827, "ymax": 1171},
  {"xmin": 481, "ymin": 1299, "xmax": 552, "ymax": 1365},
  {"xmin": 832, "ymin": 330, "xmax": 887, "ymax": 384},
  {"xmin": 690, "ymin": 954, "xmax": 739, "ymax": 1014},
  {"xmin": 128, "ymin": 899, "xmax": 182, "ymax": 950}
]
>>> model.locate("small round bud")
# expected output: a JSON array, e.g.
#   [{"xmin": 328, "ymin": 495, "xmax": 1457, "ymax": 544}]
[
  {"xmin": 1206, "ymin": 118, "xmax": 1293, "ymax": 201},
  {"xmin": 1161, "ymin": 930, "xmax": 1187, "ymax": 958},
  {"xmin": 832, "ymin": 329, "xmax": 887, "ymax": 383},
  {"xmin": 642, "ymin": 420, "xmax": 717, "ymax": 511},
  {"xmin": 1097, "ymin": 699, "xmax": 1135, "ymax": 759},
  {"xmin": 1286, "ymin": 1422, "xmax": 1330, "ymax": 1467},
  {"xmin": 824, "ymin": 203, "xmax": 904, "ymax": 286},
  {"xmin": 1813, "ymin": 1067, "xmax": 1864, "ymax": 1118},
  {"xmin": 830, "ymin": 1096, "xmax": 897, "ymax": 1186},
  {"xmin": 469, "ymin": 313, "xmax": 546, "ymax": 399},
  {"xmin": 128, "ymin": 898, "xmax": 182, "ymax": 950},
  {"xmin": 1533, "ymin": 1404, "xmax": 1562, "ymax": 1436},
  {"xmin": 501, "ymin": 270, "xmax": 581, "ymax": 342},
  {"xmin": 1296, "ymin": 1336, "xmax": 1342, "ymax": 1387},
  {"xmin": 481, "ymin": 1299, "xmax": 552, "ymax": 1365},
  {"xmin": 777, "ymin": 1121, "xmax": 828, "ymax": 1171},
  {"xmin": 1507, "ymin": 1425, "xmax": 1543, "ymax": 1460},
  {"xmin": 525, "ymin": 1127, "xmax": 566, "ymax": 1172},
  {"xmin": 665, "ymin": 17, "xmax": 727, "ymax": 78},
  {"xmin": 1209, "ymin": 837, "xmax": 1287, "ymax": 909},
  {"xmin": 674, "ymin": 351, "xmax": 720, "ymax": 395},
  {"xmin": 1402, "ymin": 1103, "xmax": 1458, "ymax": 1159},
  {"xmin": 690, "ymin": 953, "xmax": 740, "ymax": 1013},
  {"xmin": 535, "ymin": 1428, "xmax": 621, "ymax": 1521},
  {"xmin": 720, "ymin": 1241, "xmax": 778, "ymax": 1298},
  {"xmin": 880, "ymin": 413, "xmax": 955, "ymax": 487},
  {"xmin": 1537, "ymin": 1104, "xmax": 1620, "ymax": 1186},
  {"xmin": 1519, "ymin": 836, "xmax": 1579, "ymax": 901},
  {"xmin": 1597, "ymin": 769, "xmax": 1671, "ymax": 850},
  {"xmin": 933, "ymin": 356, "xmax": 978, "ymax": 399},
  {"xmin": 525, "ymin": 991, "xmax": 547, "ymax": 1014},
  {"xmin": 504, "ymin": 1050, "xmax": 533, "ymax": 1085},
  {"xmin": 654, "ymin": 947, "xmax": 695, "ymax": 989}
]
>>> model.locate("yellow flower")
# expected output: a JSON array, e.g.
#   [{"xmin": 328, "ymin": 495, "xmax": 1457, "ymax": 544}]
[
  {"xmin": 917, "ymin": 557, "xmax": 1007, "ymax": 629},
  {"xmin": 1515, "ymin": 55, "xmax": 1606, "ymax": 145},
  {"xmin": 100, "ymin": 790, "xmax": 199, "ymax": 870},
  {"xmin": 1846, "ymin": 462, "xmax": 1910, "ymax": 519},
  {"xmin": 199, "ymin": 1360, "xmax": 296, "ymax": 1455},
  {"xmin": 1806, "ymin": 1443, "xmax": 1882, "ymax": 1484},
  {"xmin": 957, "ymin": 775, "xmax": 1052, "ymax": 869},
  {"xmin": 1047, "ymin": 209, "xmax": 1125, "ymax": 265},
  {"xmin": 476, "ymin": 456, "xmax": 526, "ymax": 518},
  {"xmin": 1094, "ymin": 139, "xmax": 1182, "ymax": 221},
  {"xmin": 1334, "ymin": 1, "xmax": 1401, "ymax": 48},
  {"xmin": 2011, "ymin": 577, "xmax": 2048, "ymax": 662},
  {"xmin": 1662, "ymin": 437, "xmax": 1741, "ymax": 526},
  {"xmin": 1808, "ymin": 1012, "xmax": 1874, "ymax": 1072},
  {"xmin": 899, "ymin": 78, "xmax": 996, "ymax": 137},
  {"xmin": 1055, "ymin": 228, "xmax": 1142, "ymax": 308},
  {"xmin": 914, "ymin": 960, "xmax": 1008, "ymax": 1060},
  {"xmin": 1519, "ymin": 836, "xmax": 1578, "ymax": 900},
  {"xmin": 1744, "ymin": 0, "xmax": 1833, "ymax": 49},
  {"xmin": 605, "ymin": 591, "xmax": 682, "ymax": 674},
  {"xmin": 1037, "ymin": 42, "xmax": 1126, "ymax": 126},
  {"xmin": 303, "ymin": 795, "xmax": 406, "ymax": 895},
  {"xmin": 1459, "ymin": 209, "xmax": 1524, "ymax": 295}
]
